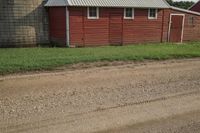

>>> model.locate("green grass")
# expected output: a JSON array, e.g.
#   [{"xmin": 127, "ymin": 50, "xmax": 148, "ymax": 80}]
[{"xmin": 0, "ymin": 42, "xmax": 200, "ymax": 75}]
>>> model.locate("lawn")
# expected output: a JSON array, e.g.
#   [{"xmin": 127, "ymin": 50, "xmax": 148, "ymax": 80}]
[{"xmin": 0, "ymin": 42, "xmax": 200, "ymax": 74}]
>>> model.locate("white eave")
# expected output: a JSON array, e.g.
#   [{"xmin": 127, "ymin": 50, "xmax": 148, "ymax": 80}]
[
  {"xmin": 45, "ymin": 0, "xmax": 170, "ymax": 8},
  {"xmin": 170, "ymin": 6, "xmax": 200, "ymax": 16}
]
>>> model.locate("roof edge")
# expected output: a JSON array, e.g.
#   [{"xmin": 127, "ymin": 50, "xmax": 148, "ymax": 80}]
[
  {"xmin": 188, "ymin": 0, "xmax": 200, "ymax": 10},
  {"xmin": 170, "ymin": 6, "xmax": 200, "ymax": 16},
  {"xmin": 44, "ymin": 0, "xmax": 68, "ymax": 7},
  {"xmin": 65, "ymin": 5, "xmax": 170, "ymax": 8},
  {"xmin": 45, "ymin": 0, "xmax": 170, "ymax": 8},
  {"xmin": 162, "ymin": 0, "xmax": 171, "ymax": 8},
  {"xmin": 67, "ymin": 0, "xmax": 72, "ymax": 6}
]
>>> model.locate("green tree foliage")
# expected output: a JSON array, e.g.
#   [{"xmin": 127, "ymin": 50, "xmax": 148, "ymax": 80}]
[
  {"xmin": 166, "ymin": 0, "xmax": 174, "ymax": 5},
  {"xmin": 166, "ymin": 0, "xmax": 195, "ymax": 9}
]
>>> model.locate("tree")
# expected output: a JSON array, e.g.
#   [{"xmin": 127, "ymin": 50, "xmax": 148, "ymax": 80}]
[
  {"xmin": 166, "ymin": 0, "xmax": 195, "ymax": 9},
  {"xmin": 166, "ymin": 0, "xmax": 174, "ymax": 5}
]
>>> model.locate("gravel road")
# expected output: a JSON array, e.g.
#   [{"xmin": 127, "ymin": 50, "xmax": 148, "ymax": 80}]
[{"xmin": 0, "ymin": 58, "xmax": 200, "ymax": 133}]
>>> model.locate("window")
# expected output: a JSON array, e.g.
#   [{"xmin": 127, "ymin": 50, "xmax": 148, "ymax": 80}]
[
  {"xmin": 87, "ymin": 7, "xmax": 99, "ymax": 19},
  {"xmin": 124, "ymin": 8, "xmax": 134, "ymax": 19},
  {"xmin": 188, "ymin": 16, "xmax": 195, "ymax": 26},
  {"xmin": 148, "ymin": 8, "xmax": 157, "ymax": 19}
]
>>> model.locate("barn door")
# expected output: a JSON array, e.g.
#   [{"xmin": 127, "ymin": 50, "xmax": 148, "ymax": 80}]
[
  {"xmin": 169, "ymin": 14, "xmax": 184, "ymax": 43},
  {"xmin": 109, "ymin": 9, "xmax": 123, "ymax": 45}
]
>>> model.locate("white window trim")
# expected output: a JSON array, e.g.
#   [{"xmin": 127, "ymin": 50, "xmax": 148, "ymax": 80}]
[
  {"xmin": 87, "ymin": 7, "xmax": 99, "ymax": 19},
  {"xmin": 148, "ymin": 8, "xmax": 158, "ymax": 19},
  {"xmin": 124, "ymin": 8, "xmax": 134, "ymax": 19}
]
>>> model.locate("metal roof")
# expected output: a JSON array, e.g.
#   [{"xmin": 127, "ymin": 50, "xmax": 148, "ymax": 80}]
[
  {"xmin": 45, "ymin": 0, "xmax": 68, "ymax": 6},
  {"xmin": 45, "ymin": 0, "xmax": 170, "ymax": 8}
]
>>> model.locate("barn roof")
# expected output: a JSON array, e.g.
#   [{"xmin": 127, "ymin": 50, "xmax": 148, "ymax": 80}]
[
  {"xmin": 45, "ymin": 0, "xmax": 170, "ymax": 8},
  {"xmin": 171, "ymin": 6, "xmax": 200, "ymax": 16},
  {"xmin": 45, "ymin": 0, "xmax": 68, "ymax": 7},
  {"xmin": 188, "ymin": 0, "xmax": 200, "ymax": 10}
]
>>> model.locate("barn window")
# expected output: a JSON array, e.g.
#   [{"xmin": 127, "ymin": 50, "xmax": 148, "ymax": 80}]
[
  {"xmin": 87, "ymin": 7, "xmax": 99, "ymax": 19},
  {"xmin": 124, "ymin": 8, "xmax": 134, "ymax": 19},
  {"xmin": 188, "ymin": 16, "xmax": 195, "ymax": 26},
  {"xmin": 148, "ymin": 8, "xmax": 157, "ymax": 19}
]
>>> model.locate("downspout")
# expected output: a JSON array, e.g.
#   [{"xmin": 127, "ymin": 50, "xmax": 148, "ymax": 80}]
[
  {"xmin": 161, "ymin": 9, "xmax": 165, "ymax": 43},
  {"xmin": 66, "ymin": 6, "xmax": 70, "ymax": 47}
]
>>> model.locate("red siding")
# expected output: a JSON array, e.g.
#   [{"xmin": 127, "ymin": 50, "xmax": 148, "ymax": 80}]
[
  {"xmin": 190, "ymin": 2, "xmax": 200, "ymax": 12},
  {"xmin": 109, "ymin": 8, "xmax": 123, "ymax": 45},
  {"xmin": 69, "ymin": 7, "xmax": 84, "ymax": 46},
  {"xmin": 162, "ymin": 9, "xmax": 171, "ymax": 42},
  {"xmin": 84, "ymin": 8, "xmax": 110, "ymax": 46},
  {"xmin": 49, "ymin": 7, "xmax": 66, "ymax": 46},
  {"xmin": 69, "ymin": 7, "xmax": 165, "ymax": 47},
  {"xmin": 166, "ymin": 9, "xmax": 200, "ymax": 42},
  {"xmin": 69, "ymin": 7, "xmax": 110, "ymax": 47},
  {"xmin": 48, "ymin": 7, "xmax": 200, "ymax": 47},
  {"xmin": 123, "ymin": 9, "xmax": 163, "ymax": 44},
  {"xmin": 183, "ymin": 15, "xmax": 200, "ymax": 41}
]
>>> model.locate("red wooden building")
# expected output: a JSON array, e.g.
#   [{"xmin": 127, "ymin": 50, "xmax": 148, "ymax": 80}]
[
  {"xmin": 189, "ymin": 0, "xmax": 200, "ymax": 12},
  {"xmin": 45, "ymin": 0, "xmax": 200, "ymax": 47}
]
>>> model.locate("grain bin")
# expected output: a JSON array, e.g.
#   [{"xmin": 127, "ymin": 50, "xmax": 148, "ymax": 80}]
[{"xmin": 0, "ymin": 0, "xmax": 49, "ymax": 47}]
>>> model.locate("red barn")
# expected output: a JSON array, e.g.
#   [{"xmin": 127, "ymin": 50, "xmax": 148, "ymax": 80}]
[
  {"xmin": 189, "ymin": 0, "xmax": 200, "ymax": 12},
  {"xmin": 45, "ymin": 0, "xmax": 200, "ymax": 47}
]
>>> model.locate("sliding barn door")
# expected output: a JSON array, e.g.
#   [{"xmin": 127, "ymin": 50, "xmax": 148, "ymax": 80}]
[{"xmin": 169, "ymin": 15, "xmax": 184, "ymax": 43}]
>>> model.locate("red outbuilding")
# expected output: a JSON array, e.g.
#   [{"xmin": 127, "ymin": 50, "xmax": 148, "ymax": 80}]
[
  {"xmin": 189, "ymin": 0, "xmax": 200, "ymax": 12},
  {"xmin": 45, "ymin": 0, "xmax": 200, "ymax": 47}
]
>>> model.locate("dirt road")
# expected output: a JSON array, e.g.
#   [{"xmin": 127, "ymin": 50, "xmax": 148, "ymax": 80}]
[{"xmin": 0, "ymin": 58, "xmax": 200, "ymax": 133}]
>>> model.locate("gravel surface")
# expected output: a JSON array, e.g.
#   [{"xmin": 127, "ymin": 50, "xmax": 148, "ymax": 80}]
[
  {"xmin": 0, "ymin": 58, "xmax": 200, "ymax": 132},
  {"xmin": 100, "ymin": 110, "xmax": 200, "ymax": 133}
]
